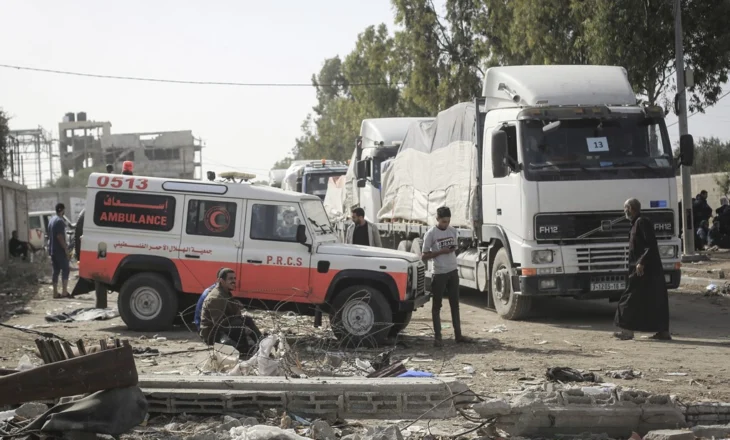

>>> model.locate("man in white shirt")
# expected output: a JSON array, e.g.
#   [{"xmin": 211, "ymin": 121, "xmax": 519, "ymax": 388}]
[{"xmin": 421, "ymin": 206, "xmax": 474, "ymax": 347}]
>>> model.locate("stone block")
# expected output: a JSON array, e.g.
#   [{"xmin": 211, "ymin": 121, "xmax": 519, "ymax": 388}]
[
  {"xmin": 473, "ymin": 399, "xmax": 511, "ymax": 417},
  {"xmin": 643, "ymin": 429, "xmax": 695, "ymax": 440},
  {"xmin": 691, "ymin": 424, "xmax": 730, "ymax": 438}
]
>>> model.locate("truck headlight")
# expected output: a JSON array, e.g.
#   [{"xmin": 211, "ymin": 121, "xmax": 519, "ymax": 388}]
[
  {"xmin": 658, "ymin": 245, "xmax": 677, "ymax": 259},
  {"xmin": 531, "ymin": 250, "xmax": 554, "ymax": 264}
]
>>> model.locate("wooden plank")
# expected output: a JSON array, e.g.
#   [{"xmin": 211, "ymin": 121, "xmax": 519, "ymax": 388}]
[
  {"xmin": 35, "ymin": 340, "xmax": 51, "ymax": 365},
  {"xmin": 76, "ymin": 340, "xmax": 87, "ymax": 356},
  {"xmin": 52, "ymin": 340, "xmax": 67, "ymax": 362},
  {"xmin": 0, "ymin": 345, "xmax": 138, "ymax": 406},
  {"xmin": 62, "ymin": 342, "xmax": 76, "ymax": 359}
]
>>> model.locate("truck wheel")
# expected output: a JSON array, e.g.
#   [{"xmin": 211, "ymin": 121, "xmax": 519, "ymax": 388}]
[
  {"xmin": 410, "ymin": 238, "xmax": 423, "ymax": 258},
  {"xmin": 119, "ymin": 273, "xmax": 179, "ymax": 331},
  {"xmin": 491, "ymin": 248, "xmax": 532, "ymax": 320},
  {"xmin": 389, "ymin": 311, "xmax": 412, "ymax": 337},
  {"xmin": 332, "ymin": 285, "xmax": 393, "ymax": 347},
  {"xmin": 397, "ymin": 240, "xmax": 412, "ymax": 253}
]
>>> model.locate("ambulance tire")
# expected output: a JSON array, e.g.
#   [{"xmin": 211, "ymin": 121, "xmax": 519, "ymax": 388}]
[
  {"xmin": 119, "ymin": 273, "xmax": 179, "ymax": 331},
  {"xmin": 491, "ymin": 248, "xmax": 532, "ymax": 320},
  {"xmin": 332, "ymin": 285, "xmax": 393, "ymax": 347},
  {"xmin": 389, "ymin": 311, "xmax": 412, "ymax": 337}
]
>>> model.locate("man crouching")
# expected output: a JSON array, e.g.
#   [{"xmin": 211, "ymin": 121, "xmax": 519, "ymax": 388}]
[{"xmin": 200, "ymin": 268, "xmax": 263, "ymax": 359}]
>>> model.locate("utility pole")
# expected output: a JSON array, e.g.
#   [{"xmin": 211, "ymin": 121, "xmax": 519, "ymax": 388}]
[{"xmin": 674, "ymin": 0, "xmax": 695, "ymax": 256}]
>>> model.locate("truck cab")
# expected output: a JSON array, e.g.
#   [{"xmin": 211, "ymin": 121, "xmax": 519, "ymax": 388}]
[
  {"xmin": 282, "ymin": 160, "xmax": 349, "ymax": 200},
  {"xmin": 77, "ymin": 172, "xmax": 428, "ymax": 345}
]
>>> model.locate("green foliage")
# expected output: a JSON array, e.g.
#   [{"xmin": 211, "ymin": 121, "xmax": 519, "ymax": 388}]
[
  {"xmin": 278, "ymin": 0, "xmax": 730, "ymax": 166},
  {"xmin": 271, "ymin": 157, "xmax": 294, "ymax": 170},
  {"xmin": 0, "ymin": 109, "xmax": 8, "ymax": 179}
]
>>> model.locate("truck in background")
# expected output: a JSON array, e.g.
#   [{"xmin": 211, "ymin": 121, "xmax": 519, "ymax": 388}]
[
  {"xmin": 268, "ymin": 168, "xmax": 287, "ymax": 188},
  {"xmin": 280, "ymin": 160, "xmax": 349, "ymax": 200},
  {"xmin": 331, "ymin": 65, "xmax": 694, "ymax": 320}
]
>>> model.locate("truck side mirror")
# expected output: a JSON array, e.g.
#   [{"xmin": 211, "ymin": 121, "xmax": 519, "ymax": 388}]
[
  {"xmin": 491, "ymin": 130, "xmax": 509, "ymax": 178},
  {"xmin": 356, "ymin": 179, "xmax": 366, "ymax": 188},
  {"xmin": 296, "ymin": 224, "xmax": 307, "ymax": 245},
  {"xmin": 356, "ymin": 160, "xmax": 370, "ymax": 179},
  {"xmin": 679, "ymin": 134, "xmax": 694, "ymax": 167}
]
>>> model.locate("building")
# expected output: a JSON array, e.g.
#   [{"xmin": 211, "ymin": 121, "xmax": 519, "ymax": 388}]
[{"xmin": 59, "ymin": 112, "xmax": 203, "ymax": 180}]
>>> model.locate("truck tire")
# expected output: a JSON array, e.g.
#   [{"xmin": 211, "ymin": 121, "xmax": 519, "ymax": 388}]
[
  {"xmin": 491, "ymin": 248, "xmax": 532, "ymax": 320},
  {"xmin": 331, "ymin": 285, "xmax": 393, "ymax": 347},
  {"xmin": 410, "ymin": 237, "xmax": 423, "ymax": 258},
  {"xmin": 389, "ymin": 311, "xmax": 412, "ymax": 337},
  {"xmin": 397, "ymin": 240, "xmax": 412, "ymax": 253},
  {"xmin": 119, "ymin": 273, "xmax": 179, "ymax": 331}
]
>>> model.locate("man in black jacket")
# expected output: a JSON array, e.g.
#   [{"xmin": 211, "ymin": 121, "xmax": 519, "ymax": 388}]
[
  {"xmin": 614, "ymin": 198, "xmax": 671, "ymax": 341},
  {"xmin": 693, "ymin": 190, "xmax": 712, "ymax": 229}
]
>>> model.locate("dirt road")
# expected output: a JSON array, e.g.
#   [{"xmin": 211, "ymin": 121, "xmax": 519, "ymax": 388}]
[{"xmin": 2, "ymin": 271, "xmax": 729, "ymax": 403}]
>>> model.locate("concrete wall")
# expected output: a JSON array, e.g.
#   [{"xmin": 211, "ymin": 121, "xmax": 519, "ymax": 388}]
[
  {"xmin": 676, "ymin": 172, "xmax": 728, "ymax": 212},
  {"xmin": 28, "ymin": 188, "xmax": 87, "ymax": 222},
  {"xmin": 0, "ymin": 179, "xmax": 29, "ymax": 264}
]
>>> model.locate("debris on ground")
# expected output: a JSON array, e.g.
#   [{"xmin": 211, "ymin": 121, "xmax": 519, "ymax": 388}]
[
  {"xmin": 545, "ymin": 367, "xmax": 600, "ymax": 383},
  {"xmin": 44, "ymin": 307, "xmax": 120, "ymax": 323},
  {"xmin": 605, "ymin": 369, "xmax": 643, "ymax": 380}
]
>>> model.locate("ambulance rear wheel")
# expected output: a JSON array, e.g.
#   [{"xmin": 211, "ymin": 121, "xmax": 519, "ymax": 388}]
[
  {"xmin": 119, "ymin": 273, "xmax": 178, "ymax": 331},
  {"xmin": 332, "ymin": 285, "xmax": 392, "ymax": 347}
]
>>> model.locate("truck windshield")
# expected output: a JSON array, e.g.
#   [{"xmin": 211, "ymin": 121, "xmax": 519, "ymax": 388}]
[
  {"xmin": 305, "ymin": 172, "xmax": 345, "ymax": 199},
  {"xmin": 301, "ymin": 199, "xmax": 334, "ymax": 235},
  {"xmin": 521, "ymin": 114, "xmax": 674, "ymax": 181}
]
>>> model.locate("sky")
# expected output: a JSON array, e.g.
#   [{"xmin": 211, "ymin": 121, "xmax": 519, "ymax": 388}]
[{"xmin": 2, "ymin": 0, "xmax": 730, "ymax": 186}]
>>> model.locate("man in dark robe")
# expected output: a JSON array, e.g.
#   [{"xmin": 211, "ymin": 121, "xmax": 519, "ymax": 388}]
[{"xmin": 614, "ymin": 198, "xmax": 671, "ymax": 341}]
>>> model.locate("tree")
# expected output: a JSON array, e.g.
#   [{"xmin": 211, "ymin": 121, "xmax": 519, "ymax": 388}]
[
  {"xmin": 271, "ymin": 157, "xmax": 294, "ymax": 170},
  {"xmin": 689, "ymin": 137, "xmax": 730, "ymax": 175},
  {"xmin": 0, "ymin": 110, "xmax": 8, "ymax": 179},
  {"xmin": 480, "ymin": 0, "xmax": 730, "ymax": 111}
]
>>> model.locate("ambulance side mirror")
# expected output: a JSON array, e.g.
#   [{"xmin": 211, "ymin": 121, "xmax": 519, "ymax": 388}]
[{"xmin": 296, "ymin": 224, "xmax": 307, "ymax": 245}]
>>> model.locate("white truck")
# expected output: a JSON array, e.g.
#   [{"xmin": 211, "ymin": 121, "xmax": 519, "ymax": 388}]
[
  {"xmin": 333, "ymin": 65, "xmax": 694, "ymax": 319},
  {"xmin": 281, "ymin": 160, "xmax": 349, "ymax": 200}
]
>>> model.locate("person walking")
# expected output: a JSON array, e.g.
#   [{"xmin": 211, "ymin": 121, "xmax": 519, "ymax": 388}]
[
  {"xmin": 614, "ymin": 198, "xmax": 671, "ymax": 341},
  {"xmin": 421, "ymin": 206, "xmax": 474, "ymax": 347},
  {"xmin": 48, "ymin": 203, "xmax": 71, "ymax": 299},
  {"xmin": 345, "ymin": 207, "xmax": 382, "ymax": 247}
]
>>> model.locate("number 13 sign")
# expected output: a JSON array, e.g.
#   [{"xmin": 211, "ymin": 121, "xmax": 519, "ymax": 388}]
[{"xmin": 587, "ymin": 137, "xmax": 609, "ymax": 153}]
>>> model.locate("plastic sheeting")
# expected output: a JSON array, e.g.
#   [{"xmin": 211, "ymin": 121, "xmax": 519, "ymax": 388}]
[
  {"xmin": 378, "ymin": 103, "xmax": 478, "ymax": 228},
  {"xmin": 323, "ymin": 175, "xmax": 346, "ymax": 220}
]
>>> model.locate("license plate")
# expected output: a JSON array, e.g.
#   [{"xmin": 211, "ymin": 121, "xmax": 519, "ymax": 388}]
[{"xmin": 590, "ymin": 282, "xmax": 625, "ymax": 291}]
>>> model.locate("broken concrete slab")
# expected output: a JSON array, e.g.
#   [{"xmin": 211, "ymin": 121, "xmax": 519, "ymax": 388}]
[
  {"xmin": 643, "ymin": 429, "xmax": 696, "ymax": 440},
  {"xmin": 14, "ymin": 402, "xmax": 48, "ymax": 419},
  {"xmin": 485, "ymin": 387, "xmax": 686, "ymax": 438},
  {"xmin": 473, "ymin": 399, "xmax": 511, "ymax": 417},
  {"xmin": 311, "ymin": 420, "xmax": 336, "ymax": 440},
  {"xmin": 229, "ymin": 425, "xmax": 308, "ymax": 440},
  {"xmin": 138, "ymin": 376, "xmax": 475, "ymax": 419},
  {"xmin": 690, "ymin": 424, "xmax": 730, "ymax": 438}
]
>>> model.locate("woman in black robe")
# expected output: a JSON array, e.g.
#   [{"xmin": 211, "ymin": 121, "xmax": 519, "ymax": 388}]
[{"xmin": 614, "ymin": 198, "xmax": 671, "ymax": 341}]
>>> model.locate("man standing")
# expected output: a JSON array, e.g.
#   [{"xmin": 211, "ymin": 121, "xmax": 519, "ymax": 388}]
[
  {"xmin": 48, "ymin": 203, "xmax": 71, "ymax": 299},
  {"xmin": 421, "ymin": 206, "xmax": 473, "ymax": 347},
  {"xmin": 692, "ymin": 190, "xmax": 712, "ymax": 229},
  {"xmin": 200, "ymin": 268, "xmax": 263, "ymax": 359},
  {"xmin": 346, "ymin": 207, "xmax": 382, "ymax": 247},
  {"xmin": 9, "ymin": 230, "xmax": 29, "ymax": 260},
  {"xmin": 614, "ymin": 198, "xmax": 671, "ymax": 341}
]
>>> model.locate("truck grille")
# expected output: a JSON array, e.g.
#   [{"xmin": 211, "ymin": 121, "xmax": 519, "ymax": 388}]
[
  {"xmin": 535, "ymin": 210, "xmax": 674, "ymax": 243},
  {"xmin": 572, "ymin": 246, "xmax": 629, "ymax": 272},
  {"xmin": 416, "ymin": 264, "xmax": 426, "ymax": 295}
]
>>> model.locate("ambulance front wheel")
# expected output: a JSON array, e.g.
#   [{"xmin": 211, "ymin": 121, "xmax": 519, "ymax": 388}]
[
  {"xmin": 119, "ymin": 273, "xmax": 179, "ymax": 331},
  {"xmin": 331, "ymin": 285, "xmax": 393, "ymax": 347}
]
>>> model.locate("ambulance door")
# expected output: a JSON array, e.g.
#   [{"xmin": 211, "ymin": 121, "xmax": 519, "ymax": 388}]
[
  {"xmin": 239, "ymin": 200, "xmax": 311, "ymax": 301},
  {"xmin": 178, "ymin": 196, "xmax": 244, "ymax": 294}
]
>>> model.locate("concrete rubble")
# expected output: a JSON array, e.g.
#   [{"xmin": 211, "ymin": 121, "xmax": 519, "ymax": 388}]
[{"xmin": 469, "ymin": 384, "xmax": 688, "ymax": 437}]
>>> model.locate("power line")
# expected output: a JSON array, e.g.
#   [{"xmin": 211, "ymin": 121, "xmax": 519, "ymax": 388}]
[
  {"xmin": 0, "ymin": 63, "xmax": 404, "ymax": 88},
  {"xmin": 667, "ymin": 90, "xmax": 730, "ymax": 128}
]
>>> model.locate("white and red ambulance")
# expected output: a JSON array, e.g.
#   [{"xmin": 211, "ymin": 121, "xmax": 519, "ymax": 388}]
[{"xmin": 77, "ymin": 172, "xmax": 428, "ymax": 345}]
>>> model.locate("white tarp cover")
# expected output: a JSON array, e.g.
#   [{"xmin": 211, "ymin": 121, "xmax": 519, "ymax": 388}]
[
  {"xmin": 378, "ymin": 102, "xmax": 478, "ymax": 227},
  {"xmin": 323, "ymin": 175, "xmax": 346, "ymax": 220},
  {"xmin": 281, "ymin": 164, "xmax": 305, "ymax": 192}
]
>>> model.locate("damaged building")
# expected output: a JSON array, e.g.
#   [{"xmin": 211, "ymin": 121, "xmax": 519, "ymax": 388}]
[{"xmin": 59, "ymin": 112, "xmax": 203, "ymax": 180}]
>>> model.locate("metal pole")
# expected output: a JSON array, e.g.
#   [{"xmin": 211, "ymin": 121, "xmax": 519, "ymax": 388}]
[{"xmin": 675, "ymin": 0, "xmax": 695, "ymax": 256}]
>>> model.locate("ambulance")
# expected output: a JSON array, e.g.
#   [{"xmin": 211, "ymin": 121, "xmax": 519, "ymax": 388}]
[{"xmin": 76, "ymin": 171, "xmax": 428, "ymax": 345}]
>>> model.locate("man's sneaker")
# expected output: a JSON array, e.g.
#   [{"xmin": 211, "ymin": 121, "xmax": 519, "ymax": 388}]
[{"xmin": 433, "ymin": 338, "xmax": 444, "ymax": 348}]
